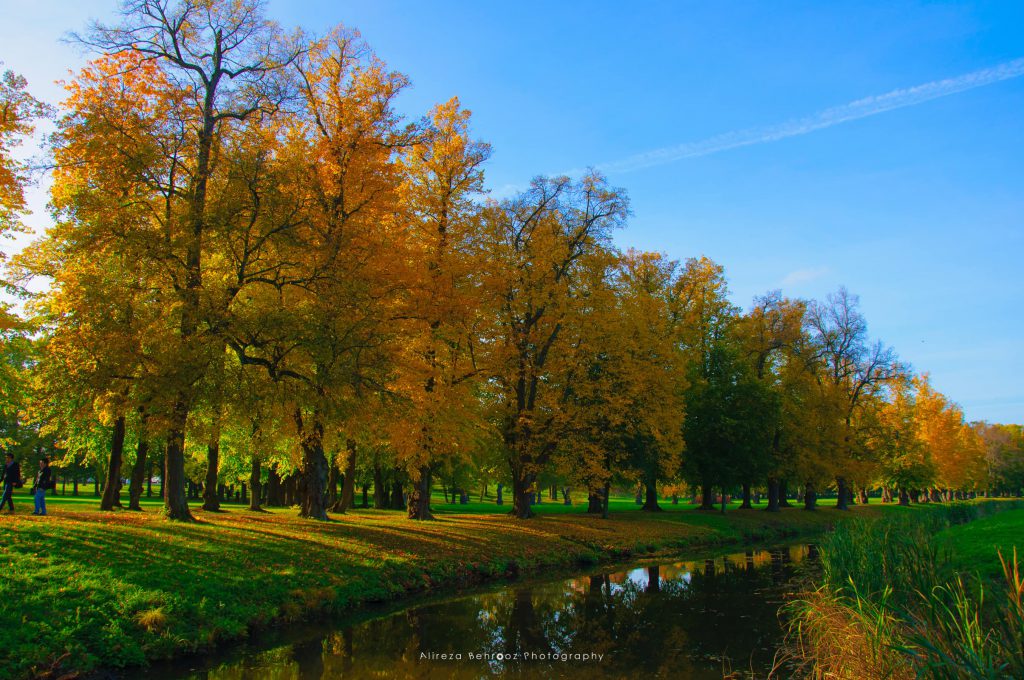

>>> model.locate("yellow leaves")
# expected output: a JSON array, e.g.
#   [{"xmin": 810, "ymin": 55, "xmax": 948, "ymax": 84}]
[{"xmin": 912, "ymin": 374, "xmax": 985, "ymax": 487}]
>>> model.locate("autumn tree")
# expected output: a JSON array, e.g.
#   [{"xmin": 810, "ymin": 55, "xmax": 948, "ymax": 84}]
[
  {"xmin": 806, "ymin": 287, "xmax": 902, "ymax": 510},
  {"xmin": 1, "ymin": 64, "xmax": 49, "ymax": 289},
  {"xmin": 391, "ymin": 97, "xmax": 490, "ymax": 520},
  {"xmin": 227, "ymin": 27, "xmax": 411, "ymax": 520},
  {"xmin": 482, "ymin": 173, "xmax": 628, "ymax": 519},
  {"xmin": 68, "ymin": 0, "xmax": 302, "ymax": 520},
  {"xmin": 736, "ymin": 291, "xmax": 805, "ymax": 510},
  {"xmin": 914, "ymin": 375, "xmax": 986, "ymax": 498},
  {"xmin": 976, "ymin": 422, "xmax": 1024, "ymax": 496},
  {"xmin": 0, "ymin": 65, "xmax": 48, "ymax": 431},
  {"xmin": 611, "ymin": 250, "xmax": 686, "ymax": 512},
  {"xmin": 869, "ymin": 377, "xmax": 933, "ymax": 504}
]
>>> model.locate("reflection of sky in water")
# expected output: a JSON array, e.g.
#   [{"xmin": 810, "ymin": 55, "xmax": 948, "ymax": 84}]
[{"xmin": 606, "ymin": 545, "xmax": 809, "ymax": 594}]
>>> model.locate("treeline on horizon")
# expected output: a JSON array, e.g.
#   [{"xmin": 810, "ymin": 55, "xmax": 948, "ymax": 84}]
[{"xmin": 0, "ymin": 0, "xmax": 1021, "ymax": 523}]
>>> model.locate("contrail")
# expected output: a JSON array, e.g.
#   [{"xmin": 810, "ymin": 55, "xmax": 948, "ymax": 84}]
[{"xmin": 584, "ymin": 57, "xmax": 1024, "ymax": 175}]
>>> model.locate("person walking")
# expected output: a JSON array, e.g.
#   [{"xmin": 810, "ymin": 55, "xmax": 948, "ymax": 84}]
[
  {"xmin": 1, "ymin": 453, "xmax": 21, "ymax": 513},
  {"xmin": 32, "ymin": 457, "xmax": 53, "ymax": 516}
]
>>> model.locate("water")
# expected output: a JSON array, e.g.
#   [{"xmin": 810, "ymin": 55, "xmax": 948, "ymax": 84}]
[{"xmin": 152, "ymin": 544, "xmax": 816, "ymax": 679}]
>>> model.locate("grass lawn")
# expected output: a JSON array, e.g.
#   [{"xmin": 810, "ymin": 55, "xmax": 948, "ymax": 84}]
[
  {"xmin": 0, "ymin": 489, "xmax": 902, "ymax": 679},
  {"xmin": 937, "ymin": 506, "xmax": 1024, "ymax": 580}
]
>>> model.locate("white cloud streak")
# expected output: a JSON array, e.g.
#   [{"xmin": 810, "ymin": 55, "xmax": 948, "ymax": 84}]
[{"xmin": 584, "ymin": 57, "xmax": 1024, "ymax": 175}]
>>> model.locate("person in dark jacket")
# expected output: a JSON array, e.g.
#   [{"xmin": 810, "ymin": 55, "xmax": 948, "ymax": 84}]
[
  {"xmin": 32, "ymin": 457, "xmax": 52, "ymax": 516},
  {"xmin": 1, "ymin": 453, "xmax": 20, "ymax": 513}
]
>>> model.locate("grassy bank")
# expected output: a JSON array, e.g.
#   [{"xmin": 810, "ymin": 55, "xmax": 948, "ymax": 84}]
[
  {"xmin": 787, "ymin": 501, "xmax": 1024, "ymax": 679},
  {"xmin": 0, "ymin": 491, "xmax": 897, "ymax": 679}
]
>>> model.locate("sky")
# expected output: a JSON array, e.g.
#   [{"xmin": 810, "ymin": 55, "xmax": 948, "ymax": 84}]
[{"xmin": 1, "ymin": 1, "xmax": 1022, "ymax": 423}]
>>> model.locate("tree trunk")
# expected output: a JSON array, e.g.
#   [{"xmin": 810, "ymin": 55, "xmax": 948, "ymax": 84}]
[
  {"xmin": 699, "ymin": 483, "xmax": 715, "ymax": 510},
  {"xmin": 390, "ymin": 470, "xmax": 406, "ymax": 510},
  {"xmin": 127, "ymin": 437, "xmax": 148, "ymax": 511},
  {"xmin": 294, "ymin": 409, "xmax": 329, "ymax": 521},
  {"xmin": 646, "ymin": 566, "xmax": 660, "ymax": 594},
  {"xmin": 601, "ymin": 481, "xmax": 611, "ymax": 520},
  {"xmin": 327, "ymin": 464, "xmax": 340, "ymax": 509},
  {"xmin": 898, "ymin": 487, "xmax": 910, "ymax": 505},
  {"xmin": 100, "ymin": 416, "xmax": 127, "ymax": 511},
  {"xmin": 146, "ymin": 459, "xmax": 153, "ymax": 497},
  {"xmin": 373, "ymin": 462, "xmax": 386, "ymax": 509},
  {"xmin": 496, "ymin": 482, "xmax": 504, "ymax": 505},
  {"xmin": 858, "ymin": 488, "xmax": 869, "ymax": 504},
  {"xmin": 201, "ymin": 431, "xmax": 221, "ymax": 512},
  {"xmin": 835, "ymin": 476, "xmax": 849, "ymax": 510},
  {"xmin": 282, "ymin": 474, "xmax": 293, "ymax": 506},
  {"xmin": 361, "ymin": 484, "xmax": 369, "ymax": 508},
  {"xmin": 510, "ymin": 468, "xmax": 536, "ymax": 519},
  {"xmin": 641, "ymin": 472, "xmax": 662, "ymax": 512},
  {"xmin": 765, "ymin": 477, "xmax": 780, "ymax": 512},
  {"xmin": 561, "ymin": 487, "xmax": 571, "ymax": 505},
  {"xmin": 587, "ymin": 489, "xmax": 602, "ymax": 513},
  {"xmin": 881, "ymin": 486, "xmax": 892, "ymax": 503},
  {"xmin": 407, "ymin": 465, "xmax": 434, "ymax": 520},
  {"xmin": 163, "ymin": 401, "xmax": 193, "ymax": 521},
  {"xmin": 248, "ymin": 456, "xmax": 262, "ymax": 511},
  {"xmin": 339, "ymin": 439, "xmax": 356, "ymax": 512},
  {"xmin": 803, "ymin": 482, "xmax": 817, "ymax": 510},
  {"xmin": 266, "ymin": 464, "xmax": 283, "ymax": 506},
  {"xmin": 739, "ymin": 482, "xmax": 753, "ymax": 509},
  {"xmin": 778, "ymin": 479, "xmax": 792, "ymax": 507}
]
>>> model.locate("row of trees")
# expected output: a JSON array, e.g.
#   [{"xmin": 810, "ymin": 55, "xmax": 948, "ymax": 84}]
[{"xmin": 1, "ymin": 0, "xmax": 1020, "ymax": 524}]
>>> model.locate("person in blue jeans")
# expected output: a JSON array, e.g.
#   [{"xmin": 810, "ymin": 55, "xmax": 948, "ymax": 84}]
[
  {"xmin": 32, "ymin": 457, "xmax": 53, "ymax": 516},
  {"xmin": 1, "ymin": 453, "xmax": 20, "ymax": 513}
]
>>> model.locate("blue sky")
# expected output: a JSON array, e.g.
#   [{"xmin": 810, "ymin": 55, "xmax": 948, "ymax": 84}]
[{"xmin": 1, "ymin": 1, "xmax": 1021, "ymax": 422}]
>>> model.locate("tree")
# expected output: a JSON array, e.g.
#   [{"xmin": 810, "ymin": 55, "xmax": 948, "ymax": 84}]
[
  {"xmin": 482, "ymin": 173, "xmax": 627, "ymax": 519},
  {"xmin": 914, "ymin": 375, "xmax": 986, "ymax": 497},
  {"xmin": 1, "ymin": 64, "xmax": 49, "ymax": 287},
  {"xmin": 806, "ymin": 287, "xmax": 902, "ymax": 510},
  {"xmin": 736, "ymin": 291, "xmax": 805, "ymax": 510},
  {"xmin": 670, "ymin": 257, "xmax": 739, "ymax": 510},
  {"xmin": 391, "ymin": 97, "xmax": 490, "ymax": 520},
  {"xmin": 612, "ymin": 250, "xmax": 686, "ymax": 512},
  {"xmin": 870, "ymin": 377, "xmax": 934, "ymax": 504},
  {"xmin": 71, "ymin": 0, "xmax": 301, "ymax": 521},
  {"xmin": 0, "ymin": 65, "xmax": 48, "ymax": 433},
  {"xmin": 227, "ymin": 27, "xmax": 411, "ymax": 520},
  {"xmin": 977, "ymin": 423, "xmax": 1024, "ymax": 496}
]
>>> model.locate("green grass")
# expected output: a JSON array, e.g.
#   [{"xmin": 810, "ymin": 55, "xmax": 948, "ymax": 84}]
[
  {"xmin": 938, "ymin": 509, "xmax": 1024, "ymax": 580},
  {"xmin": 0, "ymin": 488, "xmax": 897, "ymax": 680}
]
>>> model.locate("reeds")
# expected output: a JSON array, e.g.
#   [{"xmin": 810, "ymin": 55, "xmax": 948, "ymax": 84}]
[{"xmin": 786, "ymin": 502, "xmax": 1024, "ymax": 679}]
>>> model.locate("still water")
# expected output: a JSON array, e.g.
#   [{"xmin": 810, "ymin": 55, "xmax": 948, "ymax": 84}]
[{"xmin": 153, "ymin": 544, "xmax": 816, "ymax": 680}]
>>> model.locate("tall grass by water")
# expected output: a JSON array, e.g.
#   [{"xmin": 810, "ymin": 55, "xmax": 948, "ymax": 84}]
[{"xmin": 786, "ymin": 501, "xmax": 1024, "ymax": 679}]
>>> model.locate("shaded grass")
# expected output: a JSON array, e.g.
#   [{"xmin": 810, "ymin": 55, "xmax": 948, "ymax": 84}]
[{"xmin": 0, "ymin": 490, "xmax": 893, "ymax": 680}]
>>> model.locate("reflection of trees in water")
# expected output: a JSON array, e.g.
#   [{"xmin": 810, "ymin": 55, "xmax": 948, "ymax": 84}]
[{"xmin": 199, "ymin": 547, "xmax": 810, "ymax": 679}]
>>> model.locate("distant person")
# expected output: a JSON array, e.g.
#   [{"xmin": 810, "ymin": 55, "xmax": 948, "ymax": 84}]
[
  {"xmin": 32, "ymin": 457, "xmax": 54, "ymax": 516},
  {"xmin": 1, "ymin": 453, "xmax": 21, "ymax": 513}
]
